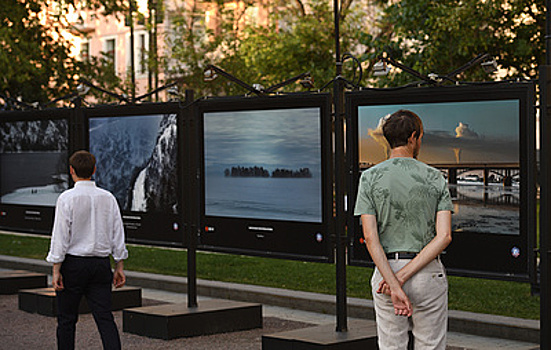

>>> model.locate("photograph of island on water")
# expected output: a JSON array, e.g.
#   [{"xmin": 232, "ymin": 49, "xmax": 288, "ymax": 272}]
[
  {"xmin": 89, "ymin": 113, "xmax": 178, "ymax": 214},
  {"xmin": 203, "ymin": 107, "xmax": 323, "ymax": 223},
  {"xmin": 0, "ymin": 118, "xmax": 69, "ymax": 207},
  {"xmin": 358, "ymin": 100, "xmax": 520, "ymax": 236}
]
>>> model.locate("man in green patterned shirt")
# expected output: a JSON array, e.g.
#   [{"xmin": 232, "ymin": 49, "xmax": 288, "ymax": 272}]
[{"xmin": 354, "ymin": 110, "xmax": 453, "ymax": 350}]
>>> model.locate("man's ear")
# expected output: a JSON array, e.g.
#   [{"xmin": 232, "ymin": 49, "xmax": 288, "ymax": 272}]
[{"xmin": 409, "ymin": 131, "xmax": 418, "ymax": 142}]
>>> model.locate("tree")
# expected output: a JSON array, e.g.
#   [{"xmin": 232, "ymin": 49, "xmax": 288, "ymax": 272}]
[
  {"xmin": 0, "ymin": 0, "xmax": 76, "ymax": 106},
  {"xmin": 360, "ymin": 0, "xmax": 545, "ymax": 87},
  {"xmin": 0, "ymin": 0, "xmax": 128, "ymax": 108},
  {"xmin": 163, "ymin": 0, "xmax": 369, "ymax": 97}
]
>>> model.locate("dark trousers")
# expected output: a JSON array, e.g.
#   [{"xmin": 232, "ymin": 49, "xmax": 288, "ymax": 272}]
[{"xmin": 56, "ymin": 255, "xmax": 121, "ymax": 350}]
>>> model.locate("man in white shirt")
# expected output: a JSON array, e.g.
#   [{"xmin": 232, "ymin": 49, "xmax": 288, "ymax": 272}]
[{"xmin": 46, "ymin": 150, "xmax": 128, "ymax": 350}]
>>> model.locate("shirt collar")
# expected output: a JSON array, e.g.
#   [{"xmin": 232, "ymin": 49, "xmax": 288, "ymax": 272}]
[{"xmin": 74, "ymin": 180, "xmax": 96, "ymax": 188}]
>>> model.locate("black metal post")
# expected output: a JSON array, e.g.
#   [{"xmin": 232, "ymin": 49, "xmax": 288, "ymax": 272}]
[
  {"xmin": 541, "ymin": 65, "xmax": 551, "ymax": 350},
  {"xmin": 183, "ymin": 89, "xmax": 198, "ymax": 308},
  {"xmin": 333, "ymin": 0, "xmax": 347, "ymax": 333},
  {"xmin": 129, "ymin": 0, "xmax": 136, "ymax": 101},
  {"xmin": 541, "ymin": 2, "xmax": 551, "ymax": 348}
]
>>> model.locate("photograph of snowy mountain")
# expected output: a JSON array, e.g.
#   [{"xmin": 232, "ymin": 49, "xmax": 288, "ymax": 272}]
[
  {"xmin": 203, "ymin": 107, "xmax": 323, "ymax": 223},
  {"xmin": 89, "ymin": 114, "xmax": 178, "ymax": 213},
  {"xmin": 0, "ymin": 119, "xmax": 69, "ymax": 206}
]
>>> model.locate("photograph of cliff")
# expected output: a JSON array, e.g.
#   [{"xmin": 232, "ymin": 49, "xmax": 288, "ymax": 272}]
[{"xmin": 89, "ymin": 113, "xmax": 178, "ymax": 213}]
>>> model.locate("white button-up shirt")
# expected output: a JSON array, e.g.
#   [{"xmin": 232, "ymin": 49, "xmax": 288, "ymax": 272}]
[{"xmin": 46, "ymin": 181, "xmax": 128, "ymax": 263}]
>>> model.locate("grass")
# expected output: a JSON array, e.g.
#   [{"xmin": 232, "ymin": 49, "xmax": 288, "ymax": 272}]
[{"xmin": 0, "ymin": 232, "xmax": 539, "ymax": 320}]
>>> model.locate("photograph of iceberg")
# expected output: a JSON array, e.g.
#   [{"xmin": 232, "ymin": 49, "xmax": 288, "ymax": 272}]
[
  {"xmin": 357, "ymin": 100, "xmax": 520, "ymax": 236},
  {"xmin": 89, "ymin": 114, "xmax": 178, "ymax": 213},
  {"xmin": 204, "ymin": 107, "xmax": 323, "ymax": 223},
  {"xmin": 0, "ymin": 119, "xmax": 69, "ymax": 207}
]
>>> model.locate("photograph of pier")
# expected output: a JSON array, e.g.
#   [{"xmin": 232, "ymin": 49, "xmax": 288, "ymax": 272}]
[{"xmin": 357, "ymin": 100, "xmax": 520, "ymax": 235}]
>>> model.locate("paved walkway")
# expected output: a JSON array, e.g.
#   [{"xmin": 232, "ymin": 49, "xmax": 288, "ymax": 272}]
[
  {"xmin": 141, "ymin": 287, "xmax": 539, "ymax": 350},
  {"xmin": 0, "ymin": 254, "xmax": 541, "ymax": 349}
]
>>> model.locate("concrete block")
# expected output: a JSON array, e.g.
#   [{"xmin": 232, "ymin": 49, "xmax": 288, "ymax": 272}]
[{"xmin": 123, "ymin": 299, "xmax": 262, "ymax": 340}]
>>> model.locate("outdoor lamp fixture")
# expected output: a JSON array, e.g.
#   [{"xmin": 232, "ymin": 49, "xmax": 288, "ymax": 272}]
[
  {"xmin": 372, "ymin": 56, "xmax": 434, "ymax": 84},
  {"xmin": 168, "ymin": 85, "xmax": 179, "ymax": 96},
  {"xmin": 76, "ymin": 83, "xmax": 90, "ymax": 96},
  {"xmin": 204, "ymin": 67, "xmax": 218, "ymax": 82},
  {"xmin": 481, "ymin": 57, "xmax": 498, "ymax": 74},
  {"xmin": 300, "ymin": 75, "xmax": 315, "ymax": 89},
  {"xmin": 372, "ymin": 60, "xmax": 391, "ymax": 77},
  {"xmin": 43, "ymin": 83, "xmax": 90, "ymax": 108},
  {"xmin": 444, "ymin": 53, "xmax": 498, "ymax": 80}
]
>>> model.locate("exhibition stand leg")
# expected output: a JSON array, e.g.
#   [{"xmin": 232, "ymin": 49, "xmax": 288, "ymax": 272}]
[
  {"xmin": 122, "ymin": 90, "xmax": 263, "ymax": 340},
  {"xmin": 262, "ymin": 2, "xmax": 378, "ymax": 348},
  {"xmin": 539, "ymin": 65, "xmax": 551, "ymax": 350}
]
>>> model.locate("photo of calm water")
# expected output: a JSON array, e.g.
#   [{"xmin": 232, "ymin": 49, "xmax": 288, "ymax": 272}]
[
  {"xmin": 450, "ymin": 183, "xmax": 519, "ymax": 235},
  {"xmin": 205, "ymin": 175, "xmax": 321, "ymax": 222},
  {"xmin": 204, "ymin": 107, "xmax": 323, "ymax": 223}
]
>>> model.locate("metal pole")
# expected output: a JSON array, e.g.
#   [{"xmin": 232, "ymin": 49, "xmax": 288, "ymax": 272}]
[
  {"xmin": 184, "ymin": 89, "xmax": 198, "ymax": 308},
  {"xmin": 334, "ymin": 0, "xmax": 348, "ymax": 333},
  {"xmin": 541, "ymin": 65, "xmax": 551, "ymax": 350},
  {"xmin": 129, "ymin": 0, "xmax": 136, "ymax": 101},
  {"xmin": 547, "ymin": 0, "xmax": 551, "ymax": 65},
  {"xmin": 541, "ymin": 2, "xmax": 551, "ymax": 348}
]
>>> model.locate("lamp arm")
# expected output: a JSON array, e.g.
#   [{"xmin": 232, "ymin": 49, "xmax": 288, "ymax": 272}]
[
  {"xmin": 78, "ymin": 79, "xmax": 130, "ymax": 103},
  {"xmin": 385, "ymin": 56, "xmax": 433, "ymax": 83},
  {"xmin": 264, "ymin": 72, "xmax": 311, "ymax": 93},
  {"xmin": 205, "ymin": 65, "xmax": 264, "ymax": 96},
  {"xmin": 134, "ymin": 81, "xmax": 178, "ymax": 102},
  {"xmin": 444, "ymin": 53, "xmax": 491, "ymax": 79}
]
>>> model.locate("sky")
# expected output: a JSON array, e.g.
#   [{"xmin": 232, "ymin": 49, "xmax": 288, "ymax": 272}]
[
  {"xmin": 204, "ymin": 107, "xmax": 322, "ymax": 175},
  {"xmin": 358, "ymin": 99, "xmax": 520, "ymax": 165}
]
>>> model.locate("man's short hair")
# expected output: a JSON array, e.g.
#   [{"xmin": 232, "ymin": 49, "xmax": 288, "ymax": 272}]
[
  {"xmin": 382, "ymin": 110, "xmax": 423, "ymax": 148},
  {"xmin": 69, "ymin": 150, "xmax": 96, "ymax": 179}
]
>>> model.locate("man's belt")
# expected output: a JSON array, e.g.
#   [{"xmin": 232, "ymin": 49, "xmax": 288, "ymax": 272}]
[
  {"xmin": 386, "ymin": 252, "xmax": 440, "ymax": 260},
  {"xmin": 386, "ymin": 252, "xmax": 418, "ymax": 260}
]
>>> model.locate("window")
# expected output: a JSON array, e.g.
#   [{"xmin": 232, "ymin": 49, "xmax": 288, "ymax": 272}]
[
  {"xmin": 104, "ymin": 38, "xmax": 116, "ymax": 74},
  {"xmin": 80, "ymin": 41, "xmax": 90, "ymax": 61},
  {"xmin": 138, "ymin": 33, "xmax": 147, "ymax": 74}
]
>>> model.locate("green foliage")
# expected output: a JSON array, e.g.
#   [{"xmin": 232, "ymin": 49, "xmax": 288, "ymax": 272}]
[
  {"xmin": 361, "ymin": 0, "xmax": 545, "ymax": 87},
  {"xmin": 0, "ymin": 0, "xmax": 77, "ymax": 105},
  {"xmin": 77, "ymin": 54, "xmax": 133, "ymax": 104},
  {"xmin": 0, "ymin": 0, "xmax": 130, "ymax": 107},
  {"xmin": 0, "ymin": 232, "xmax": 540, "ymax": 320},
  {"xmin": 164, "ymin": 0, "xmax": 368, "ymax": 97}
]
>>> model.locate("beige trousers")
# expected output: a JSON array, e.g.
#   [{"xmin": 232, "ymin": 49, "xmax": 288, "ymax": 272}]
[{"xmin": 371, "ymin": 259, "xmax": 448, "ymax": 350}]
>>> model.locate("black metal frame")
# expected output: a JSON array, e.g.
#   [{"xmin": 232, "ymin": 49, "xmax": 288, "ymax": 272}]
[
  {"xmin": 196, "ymin": 93, "xmax": 334, "ymax": 263},
  {"xmin": 345, "ymin": 82, "xmax": 537, "ymax": 283},
  {"xmin": 0, "ymin": 108, "xmax": 74, "ymax": 234},
  {"xmin": 83, "ymin": 102, "xmax": 186, "ymax": 247}
]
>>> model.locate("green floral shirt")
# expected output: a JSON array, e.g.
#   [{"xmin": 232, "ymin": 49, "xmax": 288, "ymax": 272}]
[{"xmin": 354, "ymin": 157, "xmax": 453, "ymax": 253}]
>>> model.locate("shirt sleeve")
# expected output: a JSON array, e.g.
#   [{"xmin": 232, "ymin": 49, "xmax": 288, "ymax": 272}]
[
  {"xmin": 354, "ymin": 171, "xmax": 377, "ymax": 216},
  {"xmin": 437, "ymin": 177, "xmax": 454, "ymax": 213},
  {"xmin": 110, "ymin": 197, "xmax": 128, "ymax": 262},
  {"xmin": 46, "ymin": 195, "xmax": 71, "ymax": 263}
]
